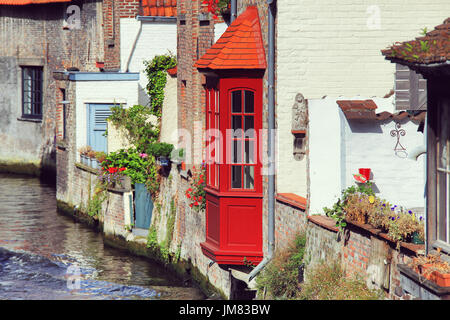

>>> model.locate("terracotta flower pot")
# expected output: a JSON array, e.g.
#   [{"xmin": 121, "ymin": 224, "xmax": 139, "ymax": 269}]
[{"xmin": 433, "ymin": 271, "xmax": 450, "ymax": 287}]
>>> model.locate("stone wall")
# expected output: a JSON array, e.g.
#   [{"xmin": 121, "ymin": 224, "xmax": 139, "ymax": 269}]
[
  {"xmin": 0, "ymin": 1, "xmax": 104, "ymax": 176},
  {"xmin": 305, "ymin": 215, "xmax": 424, "ymax": 300}
]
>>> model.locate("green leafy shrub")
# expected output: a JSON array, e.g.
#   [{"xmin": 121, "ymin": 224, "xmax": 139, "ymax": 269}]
[
  {"xmin": 145, "ymin": 142, "xmax": 174, "ymax": 158},
  {"xmin": 256, "ymin": 231, "xmax": 307, "ymax": 299},
  {"xmin": 102, "ymin": 148, "xmax": 157, "ymax": 186}
]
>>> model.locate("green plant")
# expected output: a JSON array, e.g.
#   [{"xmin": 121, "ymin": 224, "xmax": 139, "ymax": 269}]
[
  {"xmin": 297, "ymin": 260, "xmax": 383, "ymax": 300},
  {"xmin": 102, "ymin": 148, "xmax": 155, "ymax": 185},
  {"xmin": 95, "ymin": 151, "xmax": 107, "ymax": 163},
  {"xmin": 256, "ymin": 231, "xmax": 307, "ymax": 299},
  {"xmin": 108, "ymin": 104, "xmax": 160, "ymax": 152},
  {"xmin": 382, "ymin": 207, "xmax": 425, "ymax": 247},
  {"xmin": 144, "ymin": 54, "xmax": 177, "ymax": 117},
  {"xmin": 146, "ymin": 142, "xmax": 174, "ymax": 158},
  {"xmin": 420, "ymin": 40, "xmax": 430, "ymax": 53},
  {"xmin": 86, "ymin": 181, "xmax": 108, "ymax": 217},
  {"xmin": 324, "ymin": 183, "xmax": 375, "ymax": 231},
  {"xmin": 78, "ymin": 145, "xmax": 92, "ymax": 156}
]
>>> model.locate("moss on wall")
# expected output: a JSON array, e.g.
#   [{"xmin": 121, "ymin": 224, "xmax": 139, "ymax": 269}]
[{"xmin": 0, "ymin": 160, "xmax": 41, "ymax": 176}]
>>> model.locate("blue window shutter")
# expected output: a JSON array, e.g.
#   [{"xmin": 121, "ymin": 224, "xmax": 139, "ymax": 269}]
[{"xmin": 88, "ymin": 104, "xmax": 113, "ymax": 153}]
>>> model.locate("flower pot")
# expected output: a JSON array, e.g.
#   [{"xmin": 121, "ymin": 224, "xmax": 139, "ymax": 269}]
[
  {"xmin": 81, "ymin": 155, "xmax": 88, "ymax": 165},
  {"xmin": 433, "ymin": 271, "xmax": 450, "ymax": 287},
  {"xmin": 359, "ymin": 168, "xmax": 371, "ymax": 181},
  {"xmin": 91, "ymin": 159, "xmax": 99, "ymax": 169},
  {"xmin": 157, "ymin": 156, "xmax": 170, "ymax": 167},
  {"xmin": 411, "ymin": 231, "xmax": 424, "ymax": 244},
  {"xmin": 181, "ymin": 161, "xmax": 186, "ymax": 171}
]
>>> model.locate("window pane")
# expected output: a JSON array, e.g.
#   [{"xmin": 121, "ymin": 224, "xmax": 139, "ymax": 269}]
[
  {"xmin": 244, "ymin": 90, "xmax": 254, "ymax": 113},
  {"xmin": 244, "ymin": 166, "xmax": 254, "ymax": 189},
  {"xmin": 244, "ymin": 116, "xmax": 255, "ymax": 138},
  {"xmin": 232, "ymin": 115, "xmax": 242, "ymax": 138},
  {"xmin": 232, "ymin": 139, "xmax": 242, "ymax": 164},
  {"xmin": 232, "ymin": 90, "xmax": 242, "ymax": 113},
  {"xmin": 23, "ymin": 91, "xmax": 32, "ymax": 114},
  {"xmin": 245, "ymin": 140, "xmax": 255, "ymax": 164},
  {"xmin": 231, "ymin": 165, "xmax": 242, "ymax": 189}
]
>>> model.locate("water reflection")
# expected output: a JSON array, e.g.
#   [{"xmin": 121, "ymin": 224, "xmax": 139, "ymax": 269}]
[{"xmin": 0, "ymin": 173, "xmax": 205, "ymax": 300}]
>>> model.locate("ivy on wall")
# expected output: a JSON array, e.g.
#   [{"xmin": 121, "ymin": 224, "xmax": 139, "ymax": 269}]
[{"xmin": 144, "ymin": 54, "xmax": 177, "ymax": 117}]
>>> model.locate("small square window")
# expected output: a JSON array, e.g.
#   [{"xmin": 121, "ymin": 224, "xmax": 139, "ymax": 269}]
[{"xmin": 22, "ymin": 66, "xmax": 43, "ymax": 119}]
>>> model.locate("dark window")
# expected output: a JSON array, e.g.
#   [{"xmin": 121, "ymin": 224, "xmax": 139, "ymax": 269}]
[{"xmin": 22, "ymin": 66, "xmax": 43, "ymax": 119}]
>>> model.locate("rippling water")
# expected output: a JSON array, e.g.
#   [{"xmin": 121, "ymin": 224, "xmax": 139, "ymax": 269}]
[{"xmin": 0, "ymin": 173, "xmax": 205, "ymax": 300}]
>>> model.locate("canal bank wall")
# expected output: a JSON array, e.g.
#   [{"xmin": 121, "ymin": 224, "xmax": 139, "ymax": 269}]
[{"xmin": 56, "ymin": 162, "xmax": 229, "ymax": 299}]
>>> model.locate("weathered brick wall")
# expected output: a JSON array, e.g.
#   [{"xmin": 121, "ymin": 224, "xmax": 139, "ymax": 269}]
[
  {"xmin": 305, "ymin": 215, "xmax": 421, "ymax": 300},
  {"xmin": 274, "ymin": 200, "xmax": 308, "ymax": 251}
]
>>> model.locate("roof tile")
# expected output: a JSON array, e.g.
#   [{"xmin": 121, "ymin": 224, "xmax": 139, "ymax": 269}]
[
  {"xmin": 195, "ymin": 6, "xmax": 266, "ymax": 70},
  {"xmin": 382, "ymin": 18, "xmax": 449, "ymax": 64}
]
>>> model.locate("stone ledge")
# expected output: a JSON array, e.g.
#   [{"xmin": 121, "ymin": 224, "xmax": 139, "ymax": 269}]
[
  {"xmin": 307, "ymin": 215, "xmax": 339, "ymax": 233},
  {"xmin": 276, "ymin": 193, "xmax": 307, "ymax": 211},
  {"xmin": 75, "ymin": 162, "xmax": 99, "ymax": 175}
]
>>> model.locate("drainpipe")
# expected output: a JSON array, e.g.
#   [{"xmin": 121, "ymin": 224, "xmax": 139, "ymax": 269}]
[
  {"xmin": 125, "ymin": 19, "xmax": 143, "ymax": 72},
  {"xmin": 248, "ymin": 0, "xmax": 276, "ymax": 282},
  {"xmin": 231, "ymin": 0, "xmax": 237, "ymax": 22}
]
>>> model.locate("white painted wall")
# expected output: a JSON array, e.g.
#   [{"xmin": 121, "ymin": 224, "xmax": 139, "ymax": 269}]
[
  {"xmin": 308, "ymin": 97, "xmax": 426, "ymax": 216},
  {"xmin": 120, "ymin": 18, "xmax": 177, "ymax": 106},
  {"xmin": 160, "ymin": 73, "xmax": 178, "ymax": 145},
  {"xmin": 75, "ymin": 80, "xmax": 139, "ymax": 160},
  {"xmin": 276, "ymin": 0, "xmax": 449, "ymax": 196}
]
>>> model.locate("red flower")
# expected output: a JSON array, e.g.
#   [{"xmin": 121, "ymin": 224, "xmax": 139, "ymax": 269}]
[
  {"xmin": 194, "ymin": 201, "xmax": 199, "ymax": 206},
  {"xmin": 198, "ymin": 196, "xmax": 202, "ymax": 202},
  {"xmin": 189, "ymin": 203, "xmax": 193, "ymax": 208},
  {"xmin": 119, "ymin": 167, "xmax": 127, "ymax": 172}
]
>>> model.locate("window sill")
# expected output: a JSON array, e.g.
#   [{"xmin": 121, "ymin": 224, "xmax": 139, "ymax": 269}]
[{"xmin": 17, "ymin": 117, "xmax": 42, "ymax": 123}]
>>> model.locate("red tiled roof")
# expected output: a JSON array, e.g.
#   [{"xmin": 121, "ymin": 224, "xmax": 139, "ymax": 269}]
[
  {"xmin": 141, "ymin": 0, "xmax": 176, "ymax": 17},
  {"xmin": 195, "ymin": 6, "xmax": 266, "ymax": 70},
  {"xmin": 337, "ymin": 100, "xmax": 426, "ymax": 123},
  {"xmin": 382, "ymin": 18, "xmax": 450, "ymax": 64},
  {"xmin": 0, "ymin": 0, "xmax": 71, "ymax": 4}
]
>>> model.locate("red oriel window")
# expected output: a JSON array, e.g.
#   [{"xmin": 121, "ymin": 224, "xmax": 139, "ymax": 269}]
[{"xmin": 201, "ymin": 75, "xmax": 264, "ymax": 265}]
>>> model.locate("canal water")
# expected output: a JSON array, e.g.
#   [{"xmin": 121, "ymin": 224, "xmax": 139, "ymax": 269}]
[{"xmin": 0, "ymin": 173, "xmax": 205, "ymax": 300}]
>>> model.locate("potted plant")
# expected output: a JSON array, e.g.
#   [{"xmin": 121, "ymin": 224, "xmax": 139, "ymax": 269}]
[
  {"xmin": 87, "ymin": 149, "xmax": 97, "ymax": 168},
  {"xmin": 409, "ymin": 249, "xmax": 450, "ymax": 287},
  {"xmin": 95, "ymin": 151, "xmax": 107, "ymax": 168},
  {"xmin": 78, "ymin": 146, "xmax": 92, "ymax": 165},
  {"xmin": 146, "ymin": 142, "xmax": 174, "ymax": 167}
]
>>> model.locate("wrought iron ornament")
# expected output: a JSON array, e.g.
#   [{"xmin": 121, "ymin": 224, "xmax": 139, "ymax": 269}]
[{"xmin": 390, "ymin": 122, "xmax": 406, "ymax": 152}]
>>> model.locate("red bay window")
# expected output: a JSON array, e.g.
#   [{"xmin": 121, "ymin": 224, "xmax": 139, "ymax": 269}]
[{"xmin": 195, "ymin": 6, "xmax": 266, "ymax": 265}]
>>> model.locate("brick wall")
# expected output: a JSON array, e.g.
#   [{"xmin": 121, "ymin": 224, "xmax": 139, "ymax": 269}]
[{"xmin": 306, "ymin": 215, "xmax": 422, "ymax": 300}]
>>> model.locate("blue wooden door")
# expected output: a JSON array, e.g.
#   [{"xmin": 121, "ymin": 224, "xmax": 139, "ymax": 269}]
[
  {"xmin": 134, "ymin": 183, "xmax": 153, "ymax": 230},
  {"xmin": 87, "ymin": 104, "xmax": 113, "ymax": 153}
]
